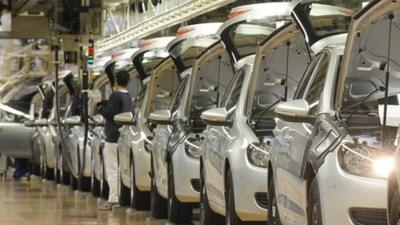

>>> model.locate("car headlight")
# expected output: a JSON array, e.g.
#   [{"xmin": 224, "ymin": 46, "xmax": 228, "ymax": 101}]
[
  {"xmin": 246, "ymin": 142, "xmax": 270, "ymax": 168},
  {"xmin": 338, "ymin": 142, "xmax": 394, "ymax": 179},
  {"xmin": 184, "ymin": 137, "xmax": 201, "ymax": 159}
]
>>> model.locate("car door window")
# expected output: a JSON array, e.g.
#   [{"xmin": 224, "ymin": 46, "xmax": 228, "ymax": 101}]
[
  {"xmin": 304, "ymin": 53, "xmax": 330, "ymax": 116},
  {"xmin": 223, "ymin": 70, "xmax": 245, "ymax": 120},
  {"xmin": 169, "ymin": 77, "xmax": 188, "ymax": 114},
  {"xmin": 294, "ymin": 53, "xmax": 324, "ymax": 100}
]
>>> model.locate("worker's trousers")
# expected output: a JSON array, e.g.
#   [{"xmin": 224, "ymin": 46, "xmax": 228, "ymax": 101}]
[{"xmin": 103, "ymin": 142, "xmax": 118, "ymax": 203}]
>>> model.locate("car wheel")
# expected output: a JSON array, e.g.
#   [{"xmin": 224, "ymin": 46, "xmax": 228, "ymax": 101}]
[
  {"xmin": 30, "ymin": 162, "xmax": 41, "ymax": 176},
  {"xmin": 150, "ymin": 155, "xmax": 167, "ymax": 218},
  {"xmin": 268, "ymin": 176, "xmax": 281, "ymax": 225},
  {"xmin": 200, "ymin": 167, "xmax": 224, "ymax": 225},
  {"xmin": 389, "ymin": 188, "xmax": 400, "ymax": 225},
  {"xmin": 307, "ymin": 177, "xmax": 323, "ymax": 225},
  {"xmin": 100, "ymin": 158, "xmax": 109, "ymax": 200},
  {"xmin": 44, "ymin": 166, "xmax": 55, "ymax": 180},
  {"xmin": 91, "ymin": 175, "xmax": 101, "ymax": 197},
  {"xmin": 55, "ymin": 168, "xmax": 61, "ymax": 183},
  {"xmin": 130, "ymin": 156, "xmax": 150, "ymax": 210},
  {"xmin": 78, "ymin": 176, "xmax": 91, "ymax": 192},
  {"xmin": 70, "ymin": 175, "xmax": 78, "ymax": 190},
  {"xmin": 91, "ymin": 157, "xmax": 100, "ymax": 197},
  {"xmin": 61, "ymin": 169, "xmax": 70, "ymax": 185},
  {"xmin": 119, "ymin": 169, "xmax": 130, "ymax": 206},
  {"xmin": 167, "ymin": 162, "xmax": 193, "ymax": 223}
]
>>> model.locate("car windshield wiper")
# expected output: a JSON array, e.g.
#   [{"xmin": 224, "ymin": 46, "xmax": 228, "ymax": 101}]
[{"xmin": 339, "ymin": 86, "xmax": 385, "ymax": 123}]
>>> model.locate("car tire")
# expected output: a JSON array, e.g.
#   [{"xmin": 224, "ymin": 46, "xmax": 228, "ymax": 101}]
[
  {"xmin": 150, "ymin": 155, "xmax": 167, "ymax": 218},
  {"xmin": 119, "ymin": 173, "xmax": 130, "ymax": 207},
  {"xmin": 167, "ymin": 163, "xmax": 193, "ymax": 223},
  {"xmin": 78, "ymin": 176, "xmax": 91, "ymax": 192},
  {"xmin": 130, "ymin": 156, "xmax": 150, "ymax": 210},
  {"xmin": 55, "ymin": 168, "xmax": 61, "ymax": 183},
  {"xmin": 268, "ymin": 176, "xmax": 281, "ymax": 225},
  {"xmin": 91, "ymin": 173, "xmax": 101, "ymax": 197},
  {"xmin": 70, "ymin": 175, "xmax": 78, "ymax": 190},
  {"xmin": 100, "ymin": 154, "xmax": 109, "ymax": 200},
  {"xmin": 200, "ymin": 167, "xmax": 224, "ymax": 225},
  {"xmin": 307, "ymin": 177, "xmax": 323, "ymax": 225},
  {"xmin": 31, "ymin": 162, "xmax": 41, "ymax": 176},
  {"xmin": 43, "ymin": 166, "xmax": 54, "ymax": 180},
  {"xmin": 61, "ymin": 170, "xmax": 70, "ymax": 185},
  {"xmin": 389, "ymin": 188, "xmax": 400, "ymax": 225}
]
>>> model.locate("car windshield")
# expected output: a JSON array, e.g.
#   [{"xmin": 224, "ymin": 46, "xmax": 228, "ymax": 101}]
[
  {"xmin": 170, "ymin": 36, "xmax": 220, "ymax": 71},
  {"xmin": 339, "ymin": 5, "xmax": 400, "ymax": 147},
  {"xmin": 135, "ymin": 49, "xmax": 169, "ymax": 79}
]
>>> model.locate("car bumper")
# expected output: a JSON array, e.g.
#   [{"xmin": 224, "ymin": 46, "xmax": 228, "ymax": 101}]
[
  {"xmin": 317, "ymin": 151, "xmax": 387, "ymax": 225},
  {"xmin": 232, "ymin": 158, "xmax": 268, "ymax": 221},
  {"xmin": 172, "ymin": 143, "xmax": 200, "ymax": 203}
]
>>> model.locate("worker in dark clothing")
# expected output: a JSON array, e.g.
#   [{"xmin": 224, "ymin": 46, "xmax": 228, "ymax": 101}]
[{"xmin": 97, "ymin": 70, "xmax": 132, "ymax": 210}]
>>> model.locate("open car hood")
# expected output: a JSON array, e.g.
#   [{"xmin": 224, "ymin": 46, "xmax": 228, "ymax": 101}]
[
  {"xmin": 218, "ymin": 2, "xmax": 291, "ymax": 62},
  {"xmin": 291, "ymin": 0, "xmax": 357, "ymax": 50},
  {"xmin": 132, "ymin": 37, "xmax": 175, "ymax": 82},
  {"xmin": 337, "ymin": 0, "xmax": 400, "ymax": 107}
]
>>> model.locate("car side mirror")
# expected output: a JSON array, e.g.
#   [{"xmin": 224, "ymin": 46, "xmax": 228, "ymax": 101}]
[
  {"xmin": 34, "ymin": 118, "xmax": 49, "ymax": 127},
  {"xmin": 92, "ymin": 114, "xmax": 105, "ymax": 126},
  {"xmin": 149, "ymin": 110, "xmax": 172, "ymax": 125},
  {"xmin": 114, "ymin": 112, "xmax": 135, "ymax": 125},
  {"xmin": 48, "ymin": 119, "xmax": 58, "ymax": 126},
  {"xmin": 24, "ymin": 120, "xmax": 36, "ymax": 127},
  {"xmin": 275, "ymin": 99, "xmax": 312, "ymax": 123},
  {"xmin": 201, "ymin": 108, "xmax": 232, "ymax": 126},
  {"xmin": 64, "ymin": 116, "xmax": 81, "ymax": 126}
]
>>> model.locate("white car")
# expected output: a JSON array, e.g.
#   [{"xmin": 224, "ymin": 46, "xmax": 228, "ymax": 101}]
[
  {"xmin": 148, "ymin": 22, "xmax": 222, "ymax": 223},
  {"xmin": 268, "ymin": 1, "xmax": 394, "ymax": 225},
  {"xmin": 114, "ymin": 36, "xmax": 175, "ymax": 210},
  {"xmin": 198, "ymin": 3, "xmax": 292, "ymax": 225}
]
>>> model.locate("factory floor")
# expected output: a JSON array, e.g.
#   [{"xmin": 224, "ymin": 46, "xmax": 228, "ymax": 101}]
[{"xmin": 0, "ymin": 174, "xmax": 199, "ymax": 225}]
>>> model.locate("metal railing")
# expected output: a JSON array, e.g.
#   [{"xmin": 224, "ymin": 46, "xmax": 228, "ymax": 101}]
[{"xmin": 96, "ymin": 0, "xmax": 233, "ymax": 53}]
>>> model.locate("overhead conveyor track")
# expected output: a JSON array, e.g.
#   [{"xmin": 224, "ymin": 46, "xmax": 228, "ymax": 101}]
[{"xmin": 95, "ymin": 0, "xmax": 234, "ymax": 54}]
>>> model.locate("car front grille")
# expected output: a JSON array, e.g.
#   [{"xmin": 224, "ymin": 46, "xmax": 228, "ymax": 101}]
[
  {"xmin": 350, "ymin": 208, "xmax": 387, "ymax": 225},
  {"xmin": 255, "ymin": 192, "xmax": 268, "ymax": 209}
]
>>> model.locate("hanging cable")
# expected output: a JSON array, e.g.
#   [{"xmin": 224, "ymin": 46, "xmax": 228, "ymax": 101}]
[
  {"xmin": 284, "ymin": 41, "xmax": 291, "ymax": 101},
  {"xmin": 383, "ymin": 14, "xmax": 394, "ymax": 144},
  {"xmin": 216, "ymin": 55, "xmax": 221, "ymax": 105},
  {"xmin": 80, "ymin": 41, "xmax": 91, "ymax": 181}
]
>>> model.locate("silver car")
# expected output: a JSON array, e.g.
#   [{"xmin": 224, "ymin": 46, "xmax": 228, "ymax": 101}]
[
  {"xmin": 268, "ymin": 2, "xmax": 393, "ymax": 225},
  {"xmin": 88, "ymin": 50, "xmax": 139, "ymax": 199},
  {"xmin": 148, "ymin": 23, "xmax": 222, "ymax": 223},
  {"xmin": 50, "ymin": 76, "xmax": 75, "ymax": 185},
  {"xmin": 198, "ymin": 3, "xmax": 291, "ymax": 224},
  {"xmin": 114, "ymin": 36, "xmax": 175, "ymax": 210},
  {"xmin": 62, "ymin": 73, "xmax": 95, "ymax": 191}
]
